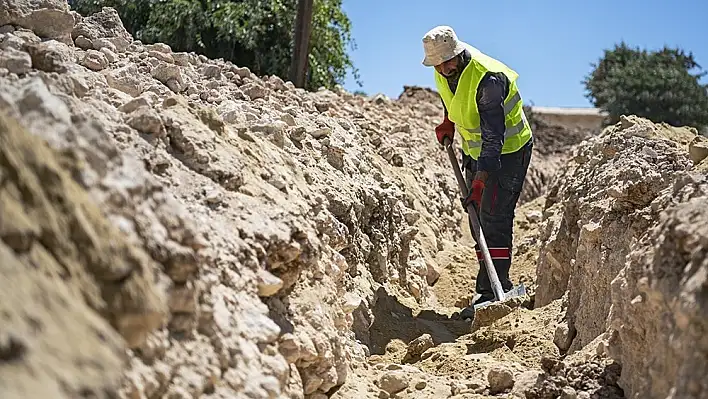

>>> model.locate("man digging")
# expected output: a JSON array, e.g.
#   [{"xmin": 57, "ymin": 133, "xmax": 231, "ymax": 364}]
[{"xmin": 422, "ymin": 26, "xmax": 533, "ymax": 318}]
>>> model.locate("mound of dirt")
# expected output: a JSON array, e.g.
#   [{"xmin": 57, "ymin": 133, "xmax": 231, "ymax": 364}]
[
  {"xmin": 0, "ymin": 111, "xmax": 166, "ymax": 398},
  {"xmin": 0, "ymin": 4, "xmax": 465, "ymax": 397},
  {"xmin": 536, "ymin": 115, "xmax": 708, "ymax": 398}
]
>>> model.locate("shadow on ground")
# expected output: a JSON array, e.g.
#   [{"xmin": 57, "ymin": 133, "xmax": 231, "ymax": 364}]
[{"xmin": 368, "ymin": 286, "xmax": 472, "ymax": 355}]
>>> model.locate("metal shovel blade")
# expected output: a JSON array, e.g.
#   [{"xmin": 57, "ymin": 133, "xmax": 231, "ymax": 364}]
[
  {"xmin": 442, "ymin": 138, "xmax": 526, "ymax": 306},
  {"xmin": 473, "ymin": 283, "xmax": 527, "ymax": 310}
]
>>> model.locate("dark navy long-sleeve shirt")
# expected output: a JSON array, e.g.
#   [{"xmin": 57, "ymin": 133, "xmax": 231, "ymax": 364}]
[{"xmin": 441, "ymin": 50, "xmax": 509, "ymax": 173}]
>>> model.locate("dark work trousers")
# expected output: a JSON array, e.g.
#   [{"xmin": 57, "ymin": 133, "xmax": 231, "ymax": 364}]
[{"xmin": 462, "ymin": 138, "xmax": 533, "ymax": 303}]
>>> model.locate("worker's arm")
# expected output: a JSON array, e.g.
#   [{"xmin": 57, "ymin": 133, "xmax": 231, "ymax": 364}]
[{"xmin": 476, "ymin": 72, "xmax": 510, "ymax": 173}]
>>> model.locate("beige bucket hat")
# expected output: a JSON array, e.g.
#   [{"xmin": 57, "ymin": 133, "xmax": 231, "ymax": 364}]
[{"xmin": 421, "ymin": 25, "xmax": 467, "ymax": 67}]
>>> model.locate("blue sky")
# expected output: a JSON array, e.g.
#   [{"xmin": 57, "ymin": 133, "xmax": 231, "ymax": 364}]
[{"xmin": 340, "ymin": 0, "xmax": 708, "ymax": 107}]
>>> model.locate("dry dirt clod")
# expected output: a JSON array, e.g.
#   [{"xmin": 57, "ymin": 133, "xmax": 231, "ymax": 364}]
[
  {"xmin": 488, "ymin": 365, "xmax": 515, "ymax": 394},
  {"xmin": 379, "ymin": 371, "xmax": 409, "ymax": 395},
  {"xmin": 257, "ymin": 269, "xmax": 284, "ymax": 297}
]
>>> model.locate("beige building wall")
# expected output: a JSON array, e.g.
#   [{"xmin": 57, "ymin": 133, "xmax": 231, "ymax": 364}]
[{"xmin": 531, "ymin": 106, "xmax": 608, "ymax": 132}]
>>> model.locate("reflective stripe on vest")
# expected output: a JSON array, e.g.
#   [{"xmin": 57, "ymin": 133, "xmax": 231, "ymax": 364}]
[{"xmin": 462, "ymin": 105, "xmax": 529, "ymax": 149}]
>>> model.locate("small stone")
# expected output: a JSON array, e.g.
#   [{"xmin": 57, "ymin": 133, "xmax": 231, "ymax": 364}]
[
  {"xmin": 105, "ymin": 64, "xmax": 143, "ymax": 97},
  {"xmin": 127, "ymin": 108, "xmax": 164, "ymax": 135},
  {"xmin": 341, "ymin": 293, "xmax": 362, "ymax": 313},
  {"xmin": 173, "ymin": 52, "xmax": 190, "ymax": 66},
  {"xmin": 379, "ymin": 371, "xmax": 408, "ymax": 395},
  {"xmin": 168, "ymin": 282, "xmax": 199, "ymax": 313},
  {"xmin": 257, "ymin": 269, "xmax": 284, "ymax": 297},
  {"xmin": 554, "ymin": 323, "xmax": 573, "ymax": 352},
  {"xmin": 119, "ymin": 97, "xmax": 150, "ymax": 113},
  {"xmin": 310, "ymin": 127, "xmax": 331, "ymax": 139},
  {"xmin": 0, "ymin": 48, "xmax": 31, "ymax": 74},
  {"xmin": 619, "ymin": 114, "xmax": 635, "ymax": 129},
  {"xmin": 268, "ymin": 75, "xmax": 286, "ymax": 90},
  {"xmin": 26, "ymin": 40, "xmax": 75, "ymax": 73},
  {"xmin": 377, "ymin": 390, "xmax": 389, "ymax": 399},
  {"xmin": 91, "ymin": 38, "xmax": 117, "ymax": 53},
  {"xmin": 149, "ymin": 50, "xmax": 174, "ymax": 63},
  {"xmin": 100, "ymin": 47, "xmax": 118, "ymax": 63},
  {"xmin": 163, "ymin": 96, "xmax": 185, "ymax": 108},
  {"xmin": 235, "ymin": 66, "xmax": 251, "ymax": 78},
  {"xmin": 201, "ymin": 64, "xmax": 221, "ymax": 78},
  {"xmin": 488, "ymin": 365, "xmax": 514, "ymax": 394},
  {"xmin": 302, "ymin": 375, "xmax": 323, "ymax": 394},
  {"xmin": 280, "ymin": 113, "xmax": 296, "ymax": 126},
  {"xmin": 152, "ymin": 62, "xmax": 184, "ymax": 92},
  {"xmin": 527, "ymin": 210, "xmax": 542, "ymax": 222},
  {"xmin": 0, "ymin": 25, "xmax": 15, "ymax": 34},
  {"xmin": 270, "ymin": 176, "xmax": 287, "ymax": 191},
  {"xmin": 0, "ymin": 34, "xmax": 24, "ymax": 51},
  {"xmin": 278, "ymin": 333, "xmax": 300, "ymax": 363},
  {"xmin": 290, "ymin": 126, "xmax": 307, "ymax": 142},
  {"xmin": 689, "ymin": 136, "xmax": 708, "ymax": 164},
  {"xmin": 242, "ymin": 82, "xmax": 268, "ymax": 100},
  {"xmin": 510, "ymin": 370, "xmax": 545, "ymax": 397},
  {"xmin": 415, "ymin": 381, "xmax": 427, "ymax": 390},
  {"xmin": 403, "ymin": 334, "xmax": 434, "ymax": 362},
  {"xmin": 74, "ymin": 35, "xmax": 93, "ymax": 49},
  {"xmin": 12, "ymin": 30, "xmax": 40, "ymax": 46},
  {"xmin": 250, "ymin": 120, "xmax": 280, "ymax": 134},
  {"xmin": 241, "ymin": 83, "xmax": 268, "ymax": 100},
  {"xmin": 81, "ymin": 49, "xmax": 109, "ymax": 71},
  {"xmin": 204, "ymin": 189, "xmax": 223, "ymax": 205},
  {"xmin": 409, "ymin": 281, "xmax": 421, "ymax": 299},
  {"xmin": 561, "ymin": 386, "xmax": 578, "ymax": 399},
  {"xmin": 146, "ymin": 43, "xmax": 172, "ymax": 53}
]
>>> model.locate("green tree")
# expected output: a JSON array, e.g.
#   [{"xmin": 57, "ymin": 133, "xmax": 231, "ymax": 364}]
[
  {"xmin": 70, "ymin": 0, "xmax": 361, "ymax": 91},
  {"xmin": 583, "ymin": 42, "xmax": 708, "ymax": 129}
]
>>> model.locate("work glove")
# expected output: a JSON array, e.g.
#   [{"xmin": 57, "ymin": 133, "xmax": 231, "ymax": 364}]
[
  {"xmin": 462, "ymin": 179, "xmax": 485, "ymax": 211},
  {"xmin": 435, "ymin": 115, "xmax": 455, "ymax": 145}
]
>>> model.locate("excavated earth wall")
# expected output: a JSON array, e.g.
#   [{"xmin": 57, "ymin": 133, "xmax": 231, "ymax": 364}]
[
  {"xmin": 0, "ymin": 4, "xmax": 463, "ymax": 398},
  {"xmin": 535, "ymin": 115, "xmax": 708, "ymax": 398},
  {"xmin": 1, "ymin": 2, "xmax": 707, "ymax": 399}
]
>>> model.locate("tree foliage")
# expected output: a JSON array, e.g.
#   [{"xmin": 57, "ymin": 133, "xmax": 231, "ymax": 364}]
[
  {"xmin": 70, "ymin": 0, "xmax": 360, "ymax": 91},
  {"xmin": 584, "ymin": 42, "xmax": 708, "ymax": 129}
]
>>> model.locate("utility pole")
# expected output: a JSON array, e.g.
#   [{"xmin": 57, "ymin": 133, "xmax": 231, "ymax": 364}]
[{"xmin": 289, "ymin": 0, "xmax": 314, "ymax": 88}]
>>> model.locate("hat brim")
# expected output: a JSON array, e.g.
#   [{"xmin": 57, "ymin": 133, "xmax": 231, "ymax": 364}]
[{"xmin": 421, "ymin": 42, "xmax": 467, "ymax": 67}]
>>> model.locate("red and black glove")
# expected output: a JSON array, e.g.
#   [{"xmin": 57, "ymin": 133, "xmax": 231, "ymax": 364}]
[
  {"xmin": 462, "ymin": 179, "xmax": 485, "ymax": 210},
  {"xmin": 435, "ymin": 115, "xmax": 454, "ymax": 145}
]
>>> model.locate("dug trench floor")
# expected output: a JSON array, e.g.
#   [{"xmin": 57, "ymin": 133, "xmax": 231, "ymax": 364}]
[{"xmin": 334, "ymin": 196, "xmax": 566, "ymax": 398}]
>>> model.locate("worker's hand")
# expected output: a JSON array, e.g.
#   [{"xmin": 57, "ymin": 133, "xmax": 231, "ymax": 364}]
[
  {"xmin": 435, "ymin": 116, "xmax": 455, "ymax": 145},
  {"xmin": 463, "ymin": 179, "xmax": 485, "ymax": 210}
]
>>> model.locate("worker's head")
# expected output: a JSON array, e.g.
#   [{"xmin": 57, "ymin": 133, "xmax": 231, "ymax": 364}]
[{"xmin": 421, "ymin": 25, "xmax": 466, "ymax": 75}]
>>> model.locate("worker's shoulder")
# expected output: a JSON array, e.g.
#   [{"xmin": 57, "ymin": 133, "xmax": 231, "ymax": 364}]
[{"xmin": 478, "ymin": 71, "xmax": 509, "ymax": 91}]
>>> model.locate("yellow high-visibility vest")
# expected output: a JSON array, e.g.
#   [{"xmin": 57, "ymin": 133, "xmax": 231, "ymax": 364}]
[{"xmin": 435, "ymin": 45, "xmax": 532, "ymax": 159}]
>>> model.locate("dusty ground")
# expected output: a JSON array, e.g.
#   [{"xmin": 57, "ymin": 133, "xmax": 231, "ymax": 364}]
[{"xmin": 333, "ymin": 196, "xmax": 567, "ymax": 399}]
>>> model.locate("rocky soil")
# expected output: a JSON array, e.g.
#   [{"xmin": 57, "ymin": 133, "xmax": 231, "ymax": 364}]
[{"xmin": 1, "ymin": 3, "xmax": 707, "ymax": 399}]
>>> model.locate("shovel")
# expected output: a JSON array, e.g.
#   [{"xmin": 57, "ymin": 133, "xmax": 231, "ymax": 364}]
[{"xmin": 442, "ymin": 137, "xmax": 526, "ymax": 310}]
